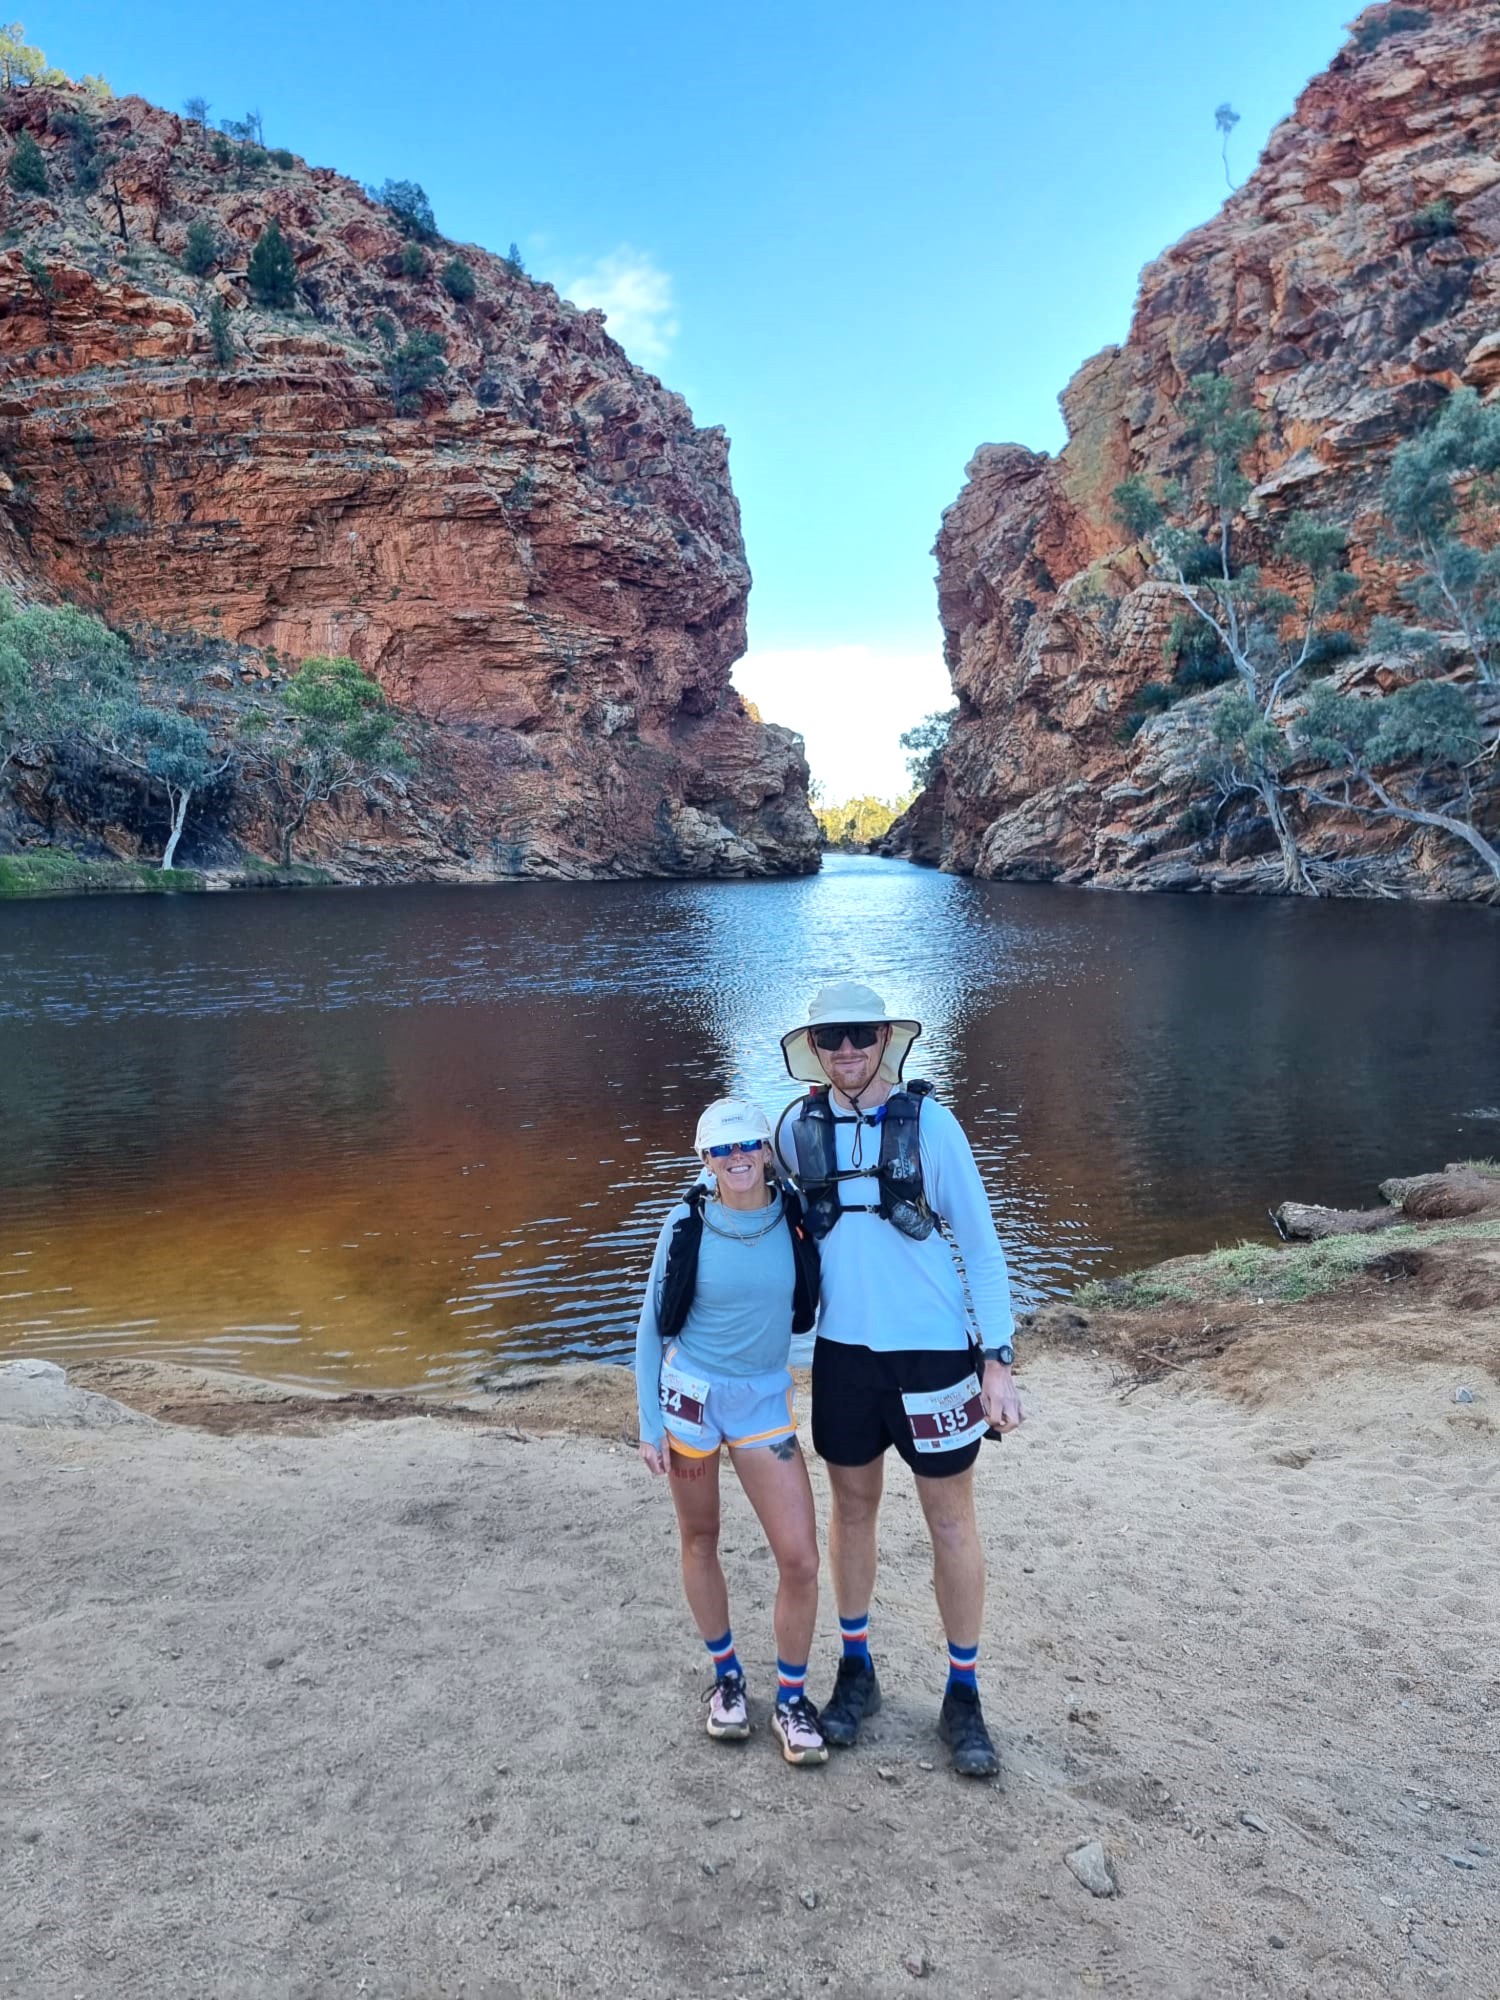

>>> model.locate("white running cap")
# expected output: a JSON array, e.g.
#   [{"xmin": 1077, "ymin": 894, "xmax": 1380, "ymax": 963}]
[{"xmin": 694, "ymin": 1097, "xmax": 773, "ymax": 1153}]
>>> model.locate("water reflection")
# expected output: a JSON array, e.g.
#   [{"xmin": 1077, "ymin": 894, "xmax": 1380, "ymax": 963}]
[{"xmin": 1, "ymin": 861, "xmax": 1496, "ymax": 1391}]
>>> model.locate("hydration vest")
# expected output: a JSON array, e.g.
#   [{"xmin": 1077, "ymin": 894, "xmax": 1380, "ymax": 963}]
[
  {"xmin": 781, "ymin": 1081, "xmax": 938, "ymax": 1242},
  {"xmin": 657, "ymin": 1184, "xmax": 821, "ymax": 1348}
]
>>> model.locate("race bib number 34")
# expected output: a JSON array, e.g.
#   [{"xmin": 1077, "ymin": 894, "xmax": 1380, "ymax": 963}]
[
  {"xmin": 661, "ymin": 1363, "xmax": 710, "ymax": 1429},
  {"xmin": 902, "ymin": 1375, "xmax": 984, "ymax": 1454}
]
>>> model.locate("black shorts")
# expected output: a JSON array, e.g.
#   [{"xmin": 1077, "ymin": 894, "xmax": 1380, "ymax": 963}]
[{"xmin": 811, "ymin": 1339, "xmax": 987, "ymax": 1479}]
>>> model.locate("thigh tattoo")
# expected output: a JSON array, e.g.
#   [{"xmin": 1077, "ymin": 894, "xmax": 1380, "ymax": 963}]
[{"xmin": 769, "ymin": 1436, "xmax": 799, "ymax": 1461}]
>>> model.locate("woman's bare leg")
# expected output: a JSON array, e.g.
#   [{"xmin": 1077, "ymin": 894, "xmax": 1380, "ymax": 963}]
[
  {"xmin": 729, "ymin": 1437, "xmax": 820, "ymax": 1669},
  {"xmin": 667, "ymin": 1445, "xmax": 729, "ymax": 1640}
]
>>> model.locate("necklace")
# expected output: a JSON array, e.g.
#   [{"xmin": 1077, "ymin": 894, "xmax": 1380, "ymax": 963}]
[{"xmin": 702, "ymin": 1197, "xmax": 783, "ymax": 1245}]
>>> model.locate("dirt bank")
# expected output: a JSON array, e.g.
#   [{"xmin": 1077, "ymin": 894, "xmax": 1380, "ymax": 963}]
[{"xmin": 2, "ymin": 1236, "xmax": 1497, "ymax": 1999}]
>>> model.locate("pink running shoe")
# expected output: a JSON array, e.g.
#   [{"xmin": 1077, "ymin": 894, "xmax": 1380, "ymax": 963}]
[
  {"xmin": 704, "ymin": 1671, "xmax": 750, "ymax": 1741},
  {"xmin": 772, "ymin": 1694, "xmax": 829, "ymax": 1766}
]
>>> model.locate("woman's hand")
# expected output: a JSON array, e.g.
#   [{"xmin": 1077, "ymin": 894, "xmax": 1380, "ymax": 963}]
[{"xmin": 640, "ymin": 1435, "xmax": 673, "ymax": 1476}]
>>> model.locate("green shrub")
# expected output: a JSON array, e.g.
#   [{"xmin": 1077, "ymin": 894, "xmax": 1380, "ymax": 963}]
[
  {"xmin": 373, "ymin": 178, "xmax": 437, "ymax": 242},
  {"xmin": 271, "ymin": 147, "xmax": 295, "ymax": 170},
  {"xmin": 241, "ymin": 144, "xmax": 268, "ymax": 173},
  {"xmin": 247, "ymin": 217, "xmax": 296, "ymax": 308},
  {"xmin": 441, "ymin": 256, "xmax": 476, "ymax": 303},
  {"xmin": 7, "ymin": 130, "xmax": 47, "ymax": 195},
  {"xmin": 384, "ymin": 330, "xmax": 447, "ymax": 413},
  {"xmin": 22, "ymin": 249, "xmax": 53, "ymax": 299},
  {"xmin": 1300, "ymin": 629, "xmax": 1359, "ymax": 676},
  {"xmin": 181, "ymin": 218, "xmax": 219, "ymax": 277},
  {"xmin": 210, "ymin": 133, "xmax": 231, "ymax": 166},
  {"xmin": 52, "ymin": 109, "xmax": 101, "ymax": 192},
  {"xmin": 1412, "ymin": 198, "xmax": 1457, "ymax": 238},
  {"xmin": 207, "ymin": 293, "xmax": 234, "ymax": 367},
  {"xmin": 1354, "ymin": 6, "xmax": 1431, "ymax": 52},
  {"xmin": 504, "ymin": 241, "xmax": 526, "ymax": 276},
  {"xmin": 399, "ymin": 240, "xmax": 429, "ymax": 281},
  {"xmin": 371, "ymin": 311, "xmax": 399, "ymax": 348}
]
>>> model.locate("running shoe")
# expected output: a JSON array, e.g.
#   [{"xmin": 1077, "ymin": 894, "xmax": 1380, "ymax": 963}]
[
  {"xmin": 704, "ymin": 1671, "xmax": 751, "ymax": 1741},
  {"xmin": 772, "ymin": 1695, "xmax": 829, "ymax": 1766},
  {"xmin": 819, "ymin": 1657, "xmax": 882, "ymax": 1747},
  {"xmin": 938, "ymin": 1682, "xmax": 1000, "ymax": 1778}
]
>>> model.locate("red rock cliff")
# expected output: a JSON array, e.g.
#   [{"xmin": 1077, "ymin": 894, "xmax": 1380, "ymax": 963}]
[
  {"xmin": 0, "ymin": 87, "xmax": 818, "ymax": 879},
  {"xmin": 929, "ymin": 0, "xmax": 1500, "ymax": 898}
]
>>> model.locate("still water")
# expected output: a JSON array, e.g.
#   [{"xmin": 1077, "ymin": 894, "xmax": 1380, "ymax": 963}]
[{"xmin": 2, "ymin": 858, "xmax": 1497, "ymax": 1392}]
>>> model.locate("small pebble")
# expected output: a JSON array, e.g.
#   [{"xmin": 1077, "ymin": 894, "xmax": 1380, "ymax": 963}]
[
  {"xmin": 917, "ymin": 1760, "xmax": 934, "ymax": 1773},
  {"xmin": 620, "ymin": 1812, "xmax": 640, "ymax": 1826},
  {"xmin": 1381, "ymin": 1896, "xmax": 1401, "ymax": 1909},
  {"xmin": 903, "ymin": 1954, "xmax": 933, "ymax": 1978},
  {"xmin": 1453, "ymin": 1387, "xmax": 1475, "ymax": 1404},
  {"xmin": 1444, "ymin": 1854, "xmax": 1479, "ymax": 1871},
  {"xmin": 1240, "ymin": 1812, "xmax": 1270, "ymax": 1834},
  {"xmin": 800, "ymin": 1890, "xmax": 818, "ymax": 1910},
  {"xmin": 877, "ymin": 1766, "xmax": 899, "ymax": 1782},
  {"xmin": 701, "ymin": 1861, "xmax": 717, "ymax": 1878},
  {"xmin": 1466, "ymin": 1843, "xmax": 1491, "ymax": 1858},
  {"xmin": 730, "ymin": 1807, "xmax": 742, "ymax": 1822},
  {"xmin": 1269, "ymin": 1935, "xmax": 1287, "ymax": 1950},
  {"xmin": 1064, "ymin": 1840, "xmax": 1116, "ymax": 1898}
]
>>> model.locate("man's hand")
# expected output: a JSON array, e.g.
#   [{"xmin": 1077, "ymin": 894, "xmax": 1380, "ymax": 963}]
[
  {"xmin": 639, "ymin": 1436, "xmax": 673, "ymax": 1476},
  {"xmin": 981, "ymin": 1360, "xmax": 1022, "ymax": 1434}
]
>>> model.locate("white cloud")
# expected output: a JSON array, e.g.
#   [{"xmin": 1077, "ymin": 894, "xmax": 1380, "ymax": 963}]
[
  {"xmin": 559, "ymin": 247, "xmax": 679, "ymax": 367},
  {"xmin": 733, "ymin": 645, "xmax": 956, "ymax": 804}
]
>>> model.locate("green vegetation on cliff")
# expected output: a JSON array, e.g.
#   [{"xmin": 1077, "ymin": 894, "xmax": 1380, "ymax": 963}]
[{"xmin": 1113, "ymin": 379, "xmax": 1500, "ymax": 893}]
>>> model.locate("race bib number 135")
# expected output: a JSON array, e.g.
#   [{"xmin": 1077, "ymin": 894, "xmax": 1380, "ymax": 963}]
[{"xmin": 901, "ymin": 1375, "xmax": 984, "ymax": 1454}]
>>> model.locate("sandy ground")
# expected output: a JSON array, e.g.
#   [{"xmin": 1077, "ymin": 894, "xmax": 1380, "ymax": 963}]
[{"xmin": 2, "ymin": 1250, "xmax": 1498, "ymax": 2000}]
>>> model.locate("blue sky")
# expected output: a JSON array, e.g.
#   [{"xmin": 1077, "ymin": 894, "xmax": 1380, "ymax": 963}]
[{"xmin": 37, "ymin": 0, "xmax": 1357, "ymax": 797}]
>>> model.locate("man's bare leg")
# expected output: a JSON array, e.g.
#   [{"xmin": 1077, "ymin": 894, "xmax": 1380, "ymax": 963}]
[
  {"xmin": 914, "ymin": 1462, "xmax": 997, "ymax": 1776},
  {"xmin": 826, "ymin": 1456, "xmax": 885, "ymax": 1617},
  {"xmin": 913, "ymin": 1462, "xmax": 985, "ymax": 1645}
]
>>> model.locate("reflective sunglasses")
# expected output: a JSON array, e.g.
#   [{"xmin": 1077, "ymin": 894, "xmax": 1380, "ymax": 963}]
[
  {"xmin": 811, "ymin": 1022, "xmax": 883, "ymax": 1052},
  {"xmin": 706, "ymin": 1138, "xmax": 764, "ymax": 1158}
]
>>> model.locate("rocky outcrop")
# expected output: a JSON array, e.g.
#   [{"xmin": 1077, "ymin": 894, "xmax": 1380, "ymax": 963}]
[
  {"xmin": 932, "ymin": 0, "xmax": 1500, "ymax": 899},
  {"xmin": 0, "ymin": 87, "xmax": 818, "ymax": 879}
]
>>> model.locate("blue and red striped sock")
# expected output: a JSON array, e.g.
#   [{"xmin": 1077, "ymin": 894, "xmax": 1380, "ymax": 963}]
[
  {"xmin": 947, "ymin": 1639, "xmax": 979, "ymax": 1693},
  {"xmin": 705, "ymin": 1629, "xmax": 742, "ymax": 1679},
  {"xmin": 776, "ymin": 1658, "xmax": 808, "ymax": 1704},
  {"xmin": 840, "ymin": 1612, "xmax": 871, "ymax": 1666}
]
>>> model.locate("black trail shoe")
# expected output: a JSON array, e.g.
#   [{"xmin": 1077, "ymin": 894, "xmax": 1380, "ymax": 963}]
[
  {"xmin": 820, "ymin": 1657, "xmax": 882, "ymax": 1748},
  {"xmin": 939, "ymin": 1683, "xmax": 1000, "ymax": 1778}
]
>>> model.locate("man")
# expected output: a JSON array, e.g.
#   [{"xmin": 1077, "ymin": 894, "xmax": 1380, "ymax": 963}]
[{"xmin": 776, "ymin": 979, "xmax": 1022, "ymax": 1778}]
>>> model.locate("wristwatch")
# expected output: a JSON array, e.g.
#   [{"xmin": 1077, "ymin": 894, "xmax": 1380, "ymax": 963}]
[{"xmin": 982, "ymin": 1343, "xmax": 1015, "ymax": 1367}]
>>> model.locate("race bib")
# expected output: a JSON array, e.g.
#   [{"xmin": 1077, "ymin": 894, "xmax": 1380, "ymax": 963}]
[
  {"xmin": 902, "ymin": 1374, "xmax": 984, "ymax": 1454},
  {"xmin": 660, "ymin": 1361, "xmax": 711, "ymax": 1430}
]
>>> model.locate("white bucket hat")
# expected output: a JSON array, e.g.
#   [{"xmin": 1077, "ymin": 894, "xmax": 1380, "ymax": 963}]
[
  {"xmin": 694, "ymin": 1097, "xmax": 773, "ymax": 1154},
  {"xmin": 780, "ymin": 979, "xmax": 922, "ymax": 1087}
]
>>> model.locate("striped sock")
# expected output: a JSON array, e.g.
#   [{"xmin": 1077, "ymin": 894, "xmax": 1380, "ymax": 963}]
[
  {"xmin": 705, "ymin": 1629, "xmax": 742, "ymax": 1679},
  {"xmin": 840, "ymin": 1613, "xmax": 871, "ymax": 1666},
  {"xmin": 947, "ymin": 1640, "xmax": 979, "ymax": 1692},
  {"xmin": 776, "ymin": 1658, "xmax": 808, "ymax": 1703}
]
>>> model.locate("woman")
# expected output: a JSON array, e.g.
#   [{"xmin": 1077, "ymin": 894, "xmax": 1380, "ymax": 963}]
[{"xmin": 636, "ymin": 1097, "xmax": 827, "ymax": 1765}]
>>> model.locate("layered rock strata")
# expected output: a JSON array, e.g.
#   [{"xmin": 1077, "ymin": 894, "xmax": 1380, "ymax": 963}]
[
  {"xmin": 922, "ymin": 0, "xmax": 1500, "ymax": 898},
  {"xmin": 0, "ymin": 88, "xmax": 818, "ymax": 878}
]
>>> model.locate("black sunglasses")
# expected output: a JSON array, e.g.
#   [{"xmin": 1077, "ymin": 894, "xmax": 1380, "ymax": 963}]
[{"xmin": 811, "ymin": 1023, "xmax": 883, "ymax": 1052}]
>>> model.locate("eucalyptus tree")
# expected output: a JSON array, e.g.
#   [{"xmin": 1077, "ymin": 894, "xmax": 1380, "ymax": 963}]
[
  {"xmin": 247, "ymin": 655, "xmax": 411, "ymax": 865},
  {"xmin": 1380, "ymin": 387, "xmax": 1500, "ymax": 685},
  {"xmin": 1114, "ymin": 374, "xmax": 1358, "ymax": 893},
  {"xmin": 0, "ymin": 597, "xmax": 132, "ymax": 782},
  {"xmin": 93, "ymin": 685, "xmax": 238, "ymax": 869},
  {"xmin": 1291, "ymin": 682, "xmax": 1499, "ymax": 886}
]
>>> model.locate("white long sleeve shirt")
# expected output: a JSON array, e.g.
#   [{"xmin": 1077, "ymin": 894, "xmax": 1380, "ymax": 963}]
[{"xmin": 777, "ymin": 1093, "xmax": 1014, "ymax": 1354}]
